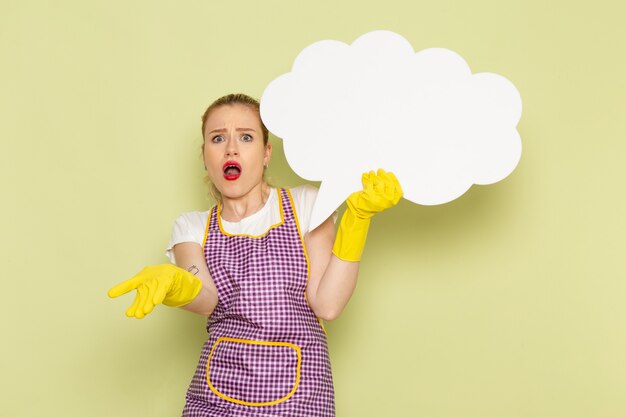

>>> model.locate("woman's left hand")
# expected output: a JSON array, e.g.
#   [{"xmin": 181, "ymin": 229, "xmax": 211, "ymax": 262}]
[
  {"xmin": 332, "ymin": 168, "xmax": 403, "ymax": 262},
  {"xmin": 346, "ymin": 169, "xmax": 403, "ymax": 219}
]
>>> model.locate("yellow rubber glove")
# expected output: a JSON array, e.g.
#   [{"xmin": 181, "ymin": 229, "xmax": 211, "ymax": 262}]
[
  {"xmin": 108, "ymin": 264, "xmax": 203, "ymax": 319},
  {"xmin": 332, "ymin": 169, "xmax": 403, "ymax": 262}
]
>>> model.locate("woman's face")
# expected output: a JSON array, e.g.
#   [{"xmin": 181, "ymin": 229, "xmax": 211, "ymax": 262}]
[{"xmin": 202, "ymin": 104, "xmax": 271, "ymax": 200}]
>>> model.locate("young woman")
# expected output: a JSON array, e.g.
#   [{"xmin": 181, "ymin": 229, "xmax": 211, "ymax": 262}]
[{"xmin": 108, "ymin": 94, "xmax": 402, "ymax": 417}]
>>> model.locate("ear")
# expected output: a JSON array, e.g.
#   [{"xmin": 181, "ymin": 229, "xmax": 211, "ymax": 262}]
[
  {"xmin": 264, "ymin": 142, "xmax": 272, "ymax": 167},
  {"xmin": 201, "ymin": 142, "xmax": 207, "ymax": 170}
]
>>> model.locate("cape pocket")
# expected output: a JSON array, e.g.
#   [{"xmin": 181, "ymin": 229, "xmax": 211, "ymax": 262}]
[{"xmin": 206, "ymin": 337, "xmax": 302, "ymax": 407}]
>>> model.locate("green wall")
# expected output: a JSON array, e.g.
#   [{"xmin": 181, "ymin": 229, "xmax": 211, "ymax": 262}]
[{"xmin": 2, "ymin": 1, "xmax": 625, "ymax": 416}]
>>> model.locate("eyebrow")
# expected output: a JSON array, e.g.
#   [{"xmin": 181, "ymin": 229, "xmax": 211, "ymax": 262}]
[{"xmin": 207, "ymin": 128, "xmax": 258, "ymax": 135}]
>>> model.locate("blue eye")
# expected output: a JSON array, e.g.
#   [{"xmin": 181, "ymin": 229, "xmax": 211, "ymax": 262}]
[
  {"xmin": 212, "ymin": 135, "xmax": 224, "ymax": 143},
  {"xmin": 241, "ymin": 134, "xmax": 253, "ymax": 142}
]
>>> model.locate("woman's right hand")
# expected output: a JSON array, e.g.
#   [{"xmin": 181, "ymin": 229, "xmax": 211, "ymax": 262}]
[{"xmin": 108, "ymin": 264, "xmax": 203, "ymax": 319}]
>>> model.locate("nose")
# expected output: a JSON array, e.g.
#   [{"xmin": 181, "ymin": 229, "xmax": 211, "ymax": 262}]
[{"xmin": 225, "ymin": 137, "xmax": 239, "ymax": 157}]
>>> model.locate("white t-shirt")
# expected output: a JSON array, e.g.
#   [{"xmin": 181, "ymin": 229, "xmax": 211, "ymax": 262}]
[{"xmin": 166, "ymin": 185, "xmax": 333, "ymax": 264}]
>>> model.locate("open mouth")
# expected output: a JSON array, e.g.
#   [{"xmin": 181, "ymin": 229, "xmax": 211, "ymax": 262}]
[{"xmin": 223, "ymin": 161, "xmax": 241, "ymax": 181}]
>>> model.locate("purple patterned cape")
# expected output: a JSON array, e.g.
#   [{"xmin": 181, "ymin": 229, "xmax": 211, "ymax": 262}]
[{"xmin": 182, "ymin": 188, "xmax": 334, "ymax": 417}]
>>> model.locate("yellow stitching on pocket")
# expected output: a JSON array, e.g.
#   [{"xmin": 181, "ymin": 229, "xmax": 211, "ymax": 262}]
[{"xmin": 206, "ymin": 337, "xmax": 302, "ymax": 407}]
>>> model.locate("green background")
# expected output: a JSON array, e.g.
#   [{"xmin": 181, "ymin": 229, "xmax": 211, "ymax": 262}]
[{"xmin": 2, "ymin": 0, "xmax": 625, "ymax": 416}]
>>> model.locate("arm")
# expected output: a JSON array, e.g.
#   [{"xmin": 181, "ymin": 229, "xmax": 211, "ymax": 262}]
[
  {"xmin": 172, "ymin": 242, "xmax": 219, "ymax": 317},
  {"xmin": 305, "ymin": 218, "xmax": 360, "ymax": 321},
  {"xmin": 107, "ymin": 244, "xmax": 218, "ymax": 319},
  {"xmin": 305, "ymin": 169, "xmax": 402, "ymax": 321}
]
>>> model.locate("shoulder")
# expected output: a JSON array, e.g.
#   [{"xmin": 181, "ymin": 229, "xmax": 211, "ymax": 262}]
[
  {"xmin": 173, "ymin": 210, "xmax": 210, "ymax": 229},
  {"xmin": 287, "ymin": 185, "xmax": 338, "ymax": 232},
  {"xmin": 288, "ymin": 184, "xmax": 319, "ymax": 206},
  {"xmin": 171, "ymin": 210, "xmax": 211, "ymax": 241},
  {"xmin": 166, "ymin": 210, "xmax": 210, "ymax": 263},
  {"xmin": 285, "ymin": 185, "xmax": 320, "ymax": 234},
  {"xmin": 287, "ymin": 184, "xmax": 319, "ymax": 215}
]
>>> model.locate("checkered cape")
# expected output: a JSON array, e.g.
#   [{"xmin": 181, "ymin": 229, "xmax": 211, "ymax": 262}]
[{"xmin": 182, "ymin": 188, "xmax": 334, "ymax": 417}]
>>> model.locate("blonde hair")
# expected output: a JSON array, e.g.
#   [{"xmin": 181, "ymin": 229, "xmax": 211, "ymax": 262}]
[{"xmin": 200, "ymin": 93, "xmax": 270, "ymax": 202}]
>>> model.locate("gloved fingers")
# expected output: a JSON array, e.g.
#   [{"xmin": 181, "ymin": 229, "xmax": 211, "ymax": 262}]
[
  {"xmin": 361, "ymin": 171, "xmax": 374, "ymax": 193},
  {"xmin": 152, "ymin": 277, "xmax": 170, "ymax": 310},
  {"xmin": 130, "ymin": 284, "xmax": 149, "ymax": 319},
  {"xmin": 355, "ymin": 169, "xmax": 386, "ymax": 212},
  {"xmin": 378, "ymin": 168, "xmax": 391, "ymax": 187},
  {"xmin": 137, "ymin": 285, "xmax": 151, "ymax": 319},
  {"xmin": 373, "ymin": 169, "xmax": 394, "ymax": 201},
  {"xmin": 379, "ymin": 170, "xmax": 402, "ymax": 204},
  {"xmin": 387, "ymin": 171, "xmax": 403, "ymax": 204},
  {"xmin": 365, "ymin": 169, "xmax": 392, "ymax": 209},
  {"xmin": 371, "ymin": 169, "xmax": 386, "ymax": 195},
  {"xmin": 108, "ymin": 276, "xmax": 141, "ymax": 298},
  {"xmin": 141, "ymin": 279, "xmax": 161, "ymax": 316},
  {"xmin": 125, "ymin": 288, "xmax": 142, "ymax": 318}
]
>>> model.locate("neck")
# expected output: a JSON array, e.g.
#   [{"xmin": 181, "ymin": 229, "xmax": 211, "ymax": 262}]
[{"xmin": 220, "ymin": 182, "xmax": 270, "ymax": 222}]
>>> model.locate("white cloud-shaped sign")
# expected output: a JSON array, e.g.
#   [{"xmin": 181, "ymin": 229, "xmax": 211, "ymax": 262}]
[{"xmin": 261, "ymin": 30, "xmax": 522, "ymax": 230}]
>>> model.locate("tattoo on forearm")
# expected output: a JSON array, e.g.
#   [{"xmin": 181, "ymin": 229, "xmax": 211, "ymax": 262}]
[{"xmin": 187, "ymin": 265, "xmax": 200, "ymax": 275}]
